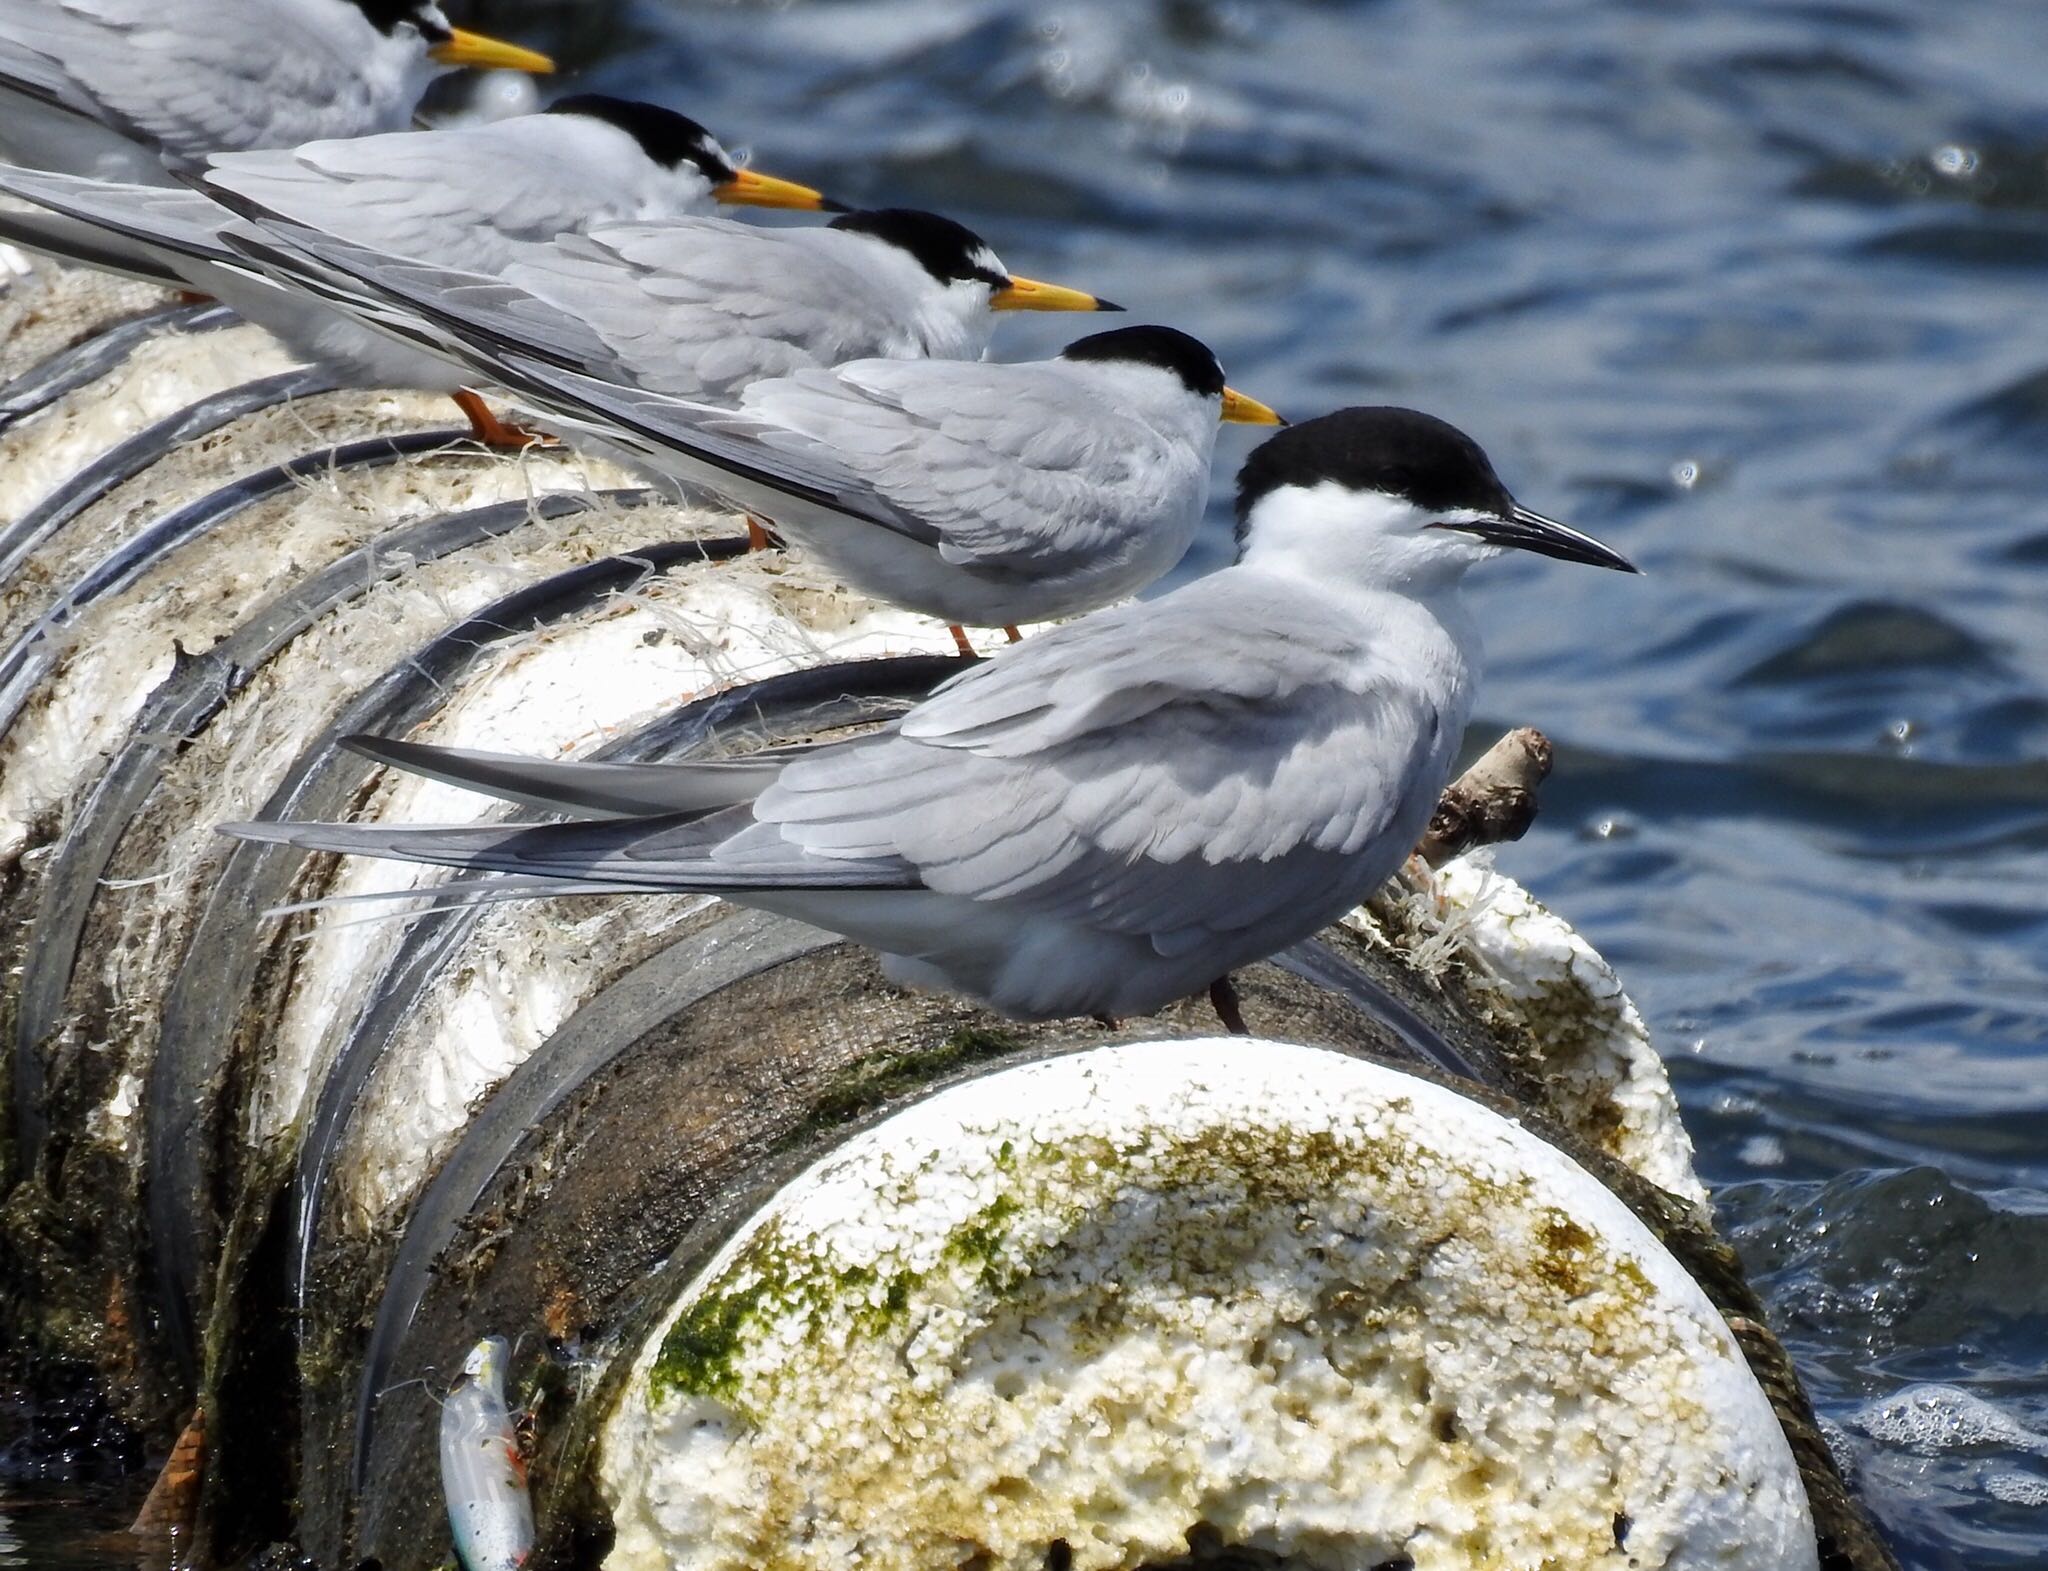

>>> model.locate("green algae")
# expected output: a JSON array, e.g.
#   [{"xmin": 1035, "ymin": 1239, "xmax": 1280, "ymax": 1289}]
[{"xmin": 774, "ymin": 1026, "xmax": 1025, "ymax": 1155}]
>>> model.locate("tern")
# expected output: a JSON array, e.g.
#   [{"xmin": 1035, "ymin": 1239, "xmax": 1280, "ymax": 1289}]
[
  {"xmin": 0, "ymin": 96, "xmax": 837, "ymax": 444},
  {"xmin": 406, "ymin": 323, "xmax": 1285, "ymax": 646},
  {"xmin": 0, "ymin": 0, "xmax": 553, "ymax": 185},
  {"xmin": 218, "ymin": 205, "xmax": 1124, "ymax": 412},
  {"xmin": 223, "ymin": 406, "xmax": 1640, "ymax": 1027}
]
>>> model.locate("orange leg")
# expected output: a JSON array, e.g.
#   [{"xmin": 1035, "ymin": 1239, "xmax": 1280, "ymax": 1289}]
[
  {"xmin": 947, "ymin": 624, "xmax": 977, "ymax": 658},
  {"xmin": 453, "ymin": 389, "xmax": 554, "ymax": 450},
  {"xmin": 174, "ymin": 288, "xmax": 214, "ymax": 306},
  {"xmin": 745, "ymin": 516, "xmax": 777, "ymax": 552},
  {"xmin": 1003, "ymin": 625, "xmax": 1023, "ymax": 643}
]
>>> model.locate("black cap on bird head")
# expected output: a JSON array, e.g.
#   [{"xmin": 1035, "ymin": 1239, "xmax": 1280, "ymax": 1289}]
[
  {"xmin": 829, "ymin": 209, "xmax": 1009, "ymax": 287},
  {"xmin": 1234, "ymin": 407, "xmax": 1637, "ymax": 571},
  {"xmin": 1060, "ymin": 325, "xmax": 1226, "ymax": 397},
  {"xmin": 549, "ymin": 94, "xmax": 736, "ymax": 183},
  {"xmin": 831, "ymin": 210, "xmax": 1122, "ymax": 311},
  {"xmin": 347, "ymin": 0, "xmax": 450, "ymax": 35}
]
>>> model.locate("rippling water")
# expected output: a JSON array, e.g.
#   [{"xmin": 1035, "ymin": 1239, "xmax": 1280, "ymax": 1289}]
[{"xmin": 11, "ymin": 2, "xmax": 2048, "ymax": 1566}]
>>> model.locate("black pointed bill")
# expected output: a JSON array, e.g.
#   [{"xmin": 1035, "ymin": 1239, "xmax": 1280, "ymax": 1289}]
[{"xmin": 1430, "ymin": 503, "xmax": 1639, "ymax": 573}]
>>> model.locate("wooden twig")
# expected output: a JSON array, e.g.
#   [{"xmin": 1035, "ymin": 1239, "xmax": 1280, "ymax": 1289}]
[
  {"xmin": 1417, "ymin": 727, "xmax": 1554, "ymax": 867},
  {"xmin": 129, "ymin": 1405, "xmax": 204, "ymax": 1540}
]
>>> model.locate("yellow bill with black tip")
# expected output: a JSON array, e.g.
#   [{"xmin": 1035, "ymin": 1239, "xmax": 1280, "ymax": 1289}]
[
  {"xmin": 715, "ymin": 168, "xmax": 838, "ymax": 212},
  {"xmin": 1221, "ymin": 387, "xmax": 1285, "ymax": 425},
  {"xmin": 992, "ymin": 276, "xmax": 1123, "ymax": 312},
  {"xmin": 430, "ymin": 29, "xmax": 556, "ymax": 74}
]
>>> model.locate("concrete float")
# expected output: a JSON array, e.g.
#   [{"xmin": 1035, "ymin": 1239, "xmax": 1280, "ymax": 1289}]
[{"xmin": 0, "ymin": 257, "xmax": 1894, "ymax": 1570}]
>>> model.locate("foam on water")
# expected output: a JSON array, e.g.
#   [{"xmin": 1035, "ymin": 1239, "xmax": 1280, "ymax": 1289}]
[{"xmin": 1851, "ymin": 1385, "xmax": 2048, "ymax": 1456}]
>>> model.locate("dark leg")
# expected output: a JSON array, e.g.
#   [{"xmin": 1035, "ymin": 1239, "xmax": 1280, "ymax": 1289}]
[{"xmin": 1208, "ymin": 975, "xmax": 1250, "ymax": 1036}]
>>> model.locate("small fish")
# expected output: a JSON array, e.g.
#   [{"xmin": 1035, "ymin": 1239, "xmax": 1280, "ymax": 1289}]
[{"xmin": 441, "ymin": 1336, "xmax": 535, "ymax": 1571}]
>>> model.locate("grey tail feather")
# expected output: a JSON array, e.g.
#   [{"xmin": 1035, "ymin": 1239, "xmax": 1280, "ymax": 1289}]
[
  {"xmin": 340, "ymin": 734, "xmax": 785, "ymax": 819},
  {"xmin": 0, "ymin": 208, "xmax": 187, "ymax": 288},
  {"xmin": 263, "ymin": 872, "xmax": 675, "ymax": 921},
  {"xmin": 215, "ymin": 810, "xmax": 735, "ymax": 889}
]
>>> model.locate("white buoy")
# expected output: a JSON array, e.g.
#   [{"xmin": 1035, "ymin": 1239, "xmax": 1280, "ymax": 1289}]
[{"xmin": 600, "ymin": 1040, "xmax": 1816, "ymax": 1571}]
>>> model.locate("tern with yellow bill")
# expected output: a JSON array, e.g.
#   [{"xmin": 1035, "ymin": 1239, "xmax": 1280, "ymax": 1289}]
[
  {"xmin": 439, "ymin": 324, "xmax": 1285, "ymax": 638},
  {"xmin": 0, "ymin": 95, "xmax": 838, "ymax": 444},
  {"xmin": 217, "ymin": 204, "xmax": 1124, "ymax": 414},
  {"xmin": 0, "ymin": 0, "xmax": 553, "ymax": 185},
  {"xmin": 201, "ymin": 221, "xmax": 1246, "ymax": 635}
]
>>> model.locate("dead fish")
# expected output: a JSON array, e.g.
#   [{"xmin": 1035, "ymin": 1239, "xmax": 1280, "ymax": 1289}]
[{"xmin": 440, "ymin": 1337, "xmax": 535, "ymax": 1571}]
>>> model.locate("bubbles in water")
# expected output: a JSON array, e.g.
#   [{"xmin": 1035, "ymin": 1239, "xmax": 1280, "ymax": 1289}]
[
  {"xmin": 1930, "ymin": 144, "xmax": 1980, "ymax": 179},
  {"xmin": 1817, "ymin": 1415, "xmax": 1858, "ymax": 1482},
  {"xmin": 1852, "ymin": 1383, "xmax": 2048, "ymax": 1455},
  {"xmin": 1986, "ymin": 1471, "xmax": 2048, "ymax": 1507}
]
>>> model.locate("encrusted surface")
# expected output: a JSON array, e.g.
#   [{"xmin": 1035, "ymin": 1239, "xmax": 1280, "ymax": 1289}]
[
  {"xmin": 600, "ymin": 1040, "xmax": 1811, "ymax": 1571},
  {"xmin": 1353, "ymin": 853, "xmax": 1707, "ymax": 1208},
  {"xmin": 309, "ymin": 550, "xmax": 962, "ymax": 1220},
  {"xmin": 0, "ymin": 322, "xmax": 300, "ymax": 524}
]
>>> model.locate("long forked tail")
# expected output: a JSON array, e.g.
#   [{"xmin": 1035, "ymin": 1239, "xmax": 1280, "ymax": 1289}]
[
  {"xmin": 218, "ymin": 802, "xmax": 912, "ymax": 895},
  {"xmin": 218, "ymin": 808, "xmax": 728, "ymax": 889},
  {"xmin": 340, "ymin": 734, "xmax": 787, "ymax": 819},
  {"xmin": 218, "ymin": 733, "xmax": 812, "ymax": 890}
]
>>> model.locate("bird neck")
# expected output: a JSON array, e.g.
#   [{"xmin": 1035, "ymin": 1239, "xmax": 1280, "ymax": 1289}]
[
  {"xmin": 1237, "ymin": 486, "xmax": 1480, "ymax": 602},
  {"xmin": 1233, "ymin": 514, "xmax": 1484, "ymax": 693},
  {"xmin": 837, "ymin": 236, "xmax": 996, "ymax": 361}
]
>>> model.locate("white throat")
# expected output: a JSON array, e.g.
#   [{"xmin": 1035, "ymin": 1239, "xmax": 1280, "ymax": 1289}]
[
  {"xmin": 1069, "ymin": 361, "xmax": 1219, "ymax": 451},
  {"xmin": 1237, "ymin": 481, "xmax": 1489, "ymax": 602},
  {"xmin": 841, "ymin": 236, "xmax": 997, "ymax": 361}
]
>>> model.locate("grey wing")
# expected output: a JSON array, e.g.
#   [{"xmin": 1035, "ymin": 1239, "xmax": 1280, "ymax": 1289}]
[
  {"xmin": 758, "ymin": 581, "xmax": 1450, "ymax": 950},
  {"xmin": 216, "ymin": 220, "xmax": 627, "ymax": 383},
  {"xmin": 0, "ymin": 4, "xmax": 99, "ymax": 121},
  {"xmin": 484, "ymin": 355, "xmax": 939, "ymax": 544},
  {"xmin": 0, "ymin": 166, "xmax": 236, "ymax": 264},
  {"xmin": 205, "ymin": 128, "xmax": 594, "ymax": 269},
  {"xmin": 210, "ymin": 216, "xmax": 937, "ymax": 544},
  {"xmin": 0, "ymin": 0, "xmax": 398, "ymax": 160},
  {"xmin": 226, "ymin": 584, "xmax": 1448, "ymax": 946},
  {"xmin": 743, "ymin": 361, "xmax": 1201, "ymax": 575},
  {"xmin": 504, "ymin": 222, "xmax": 918, "ymax": 401}
]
